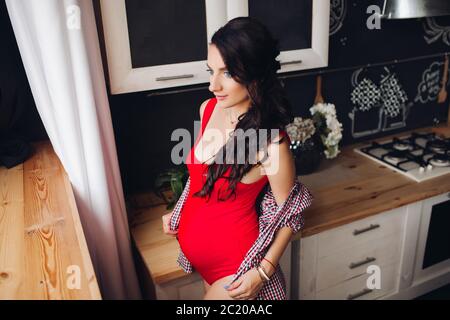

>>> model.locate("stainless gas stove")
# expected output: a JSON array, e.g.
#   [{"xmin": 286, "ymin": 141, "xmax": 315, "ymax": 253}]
[{"xmin": 354, "ymin": 132, "xmax": 450, "ymax": 182}]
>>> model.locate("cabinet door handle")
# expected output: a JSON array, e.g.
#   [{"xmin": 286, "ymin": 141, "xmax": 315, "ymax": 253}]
[
  {"xmin": 156, "ymin": 74, "xmax": 194, "ymax": 81},
  {"xmin": 353, "ymin": 224, "xmax": 380, "ymax": 236},
  {"xmin": 347, "ymin": 288, "xmax": 373, "ymax": 300},
  {"xmin": 280, "ymin": 60, "xmax": 302, "ymax": 66},
  {"xmin": 349, "ymin": 257, "xmax": 376, "ymax": 269}
]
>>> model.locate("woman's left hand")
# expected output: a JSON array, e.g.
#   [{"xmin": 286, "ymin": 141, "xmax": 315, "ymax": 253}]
[{"xmin": 226, "ymin": 268, "xmax": 264, "ymax": 300}]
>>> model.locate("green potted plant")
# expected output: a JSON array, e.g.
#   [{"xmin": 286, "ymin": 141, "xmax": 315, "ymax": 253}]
[{"xmin": 154, "ymin": 166, "xmax": 189, "ymax": 210}]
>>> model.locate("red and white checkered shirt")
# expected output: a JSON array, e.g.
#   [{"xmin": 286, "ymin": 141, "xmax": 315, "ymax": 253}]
[{"xmin": 170, "ymin": 176, "xmax": 314, "ymax": 300}]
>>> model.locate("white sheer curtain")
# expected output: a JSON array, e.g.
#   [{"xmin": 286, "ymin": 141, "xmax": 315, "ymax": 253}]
[{"xmin": 6, "ymin": 0, "xmax": 141, "ymax": 299}]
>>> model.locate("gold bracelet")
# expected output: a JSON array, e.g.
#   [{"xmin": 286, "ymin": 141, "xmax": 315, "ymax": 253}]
[
  {"xmin": 257, "ymin": 266, "xmax": 269, "ymax": 282},
  {"xmin": 257, "ymin": 265, "xmax": 270, "ymax": 282},
  {"xmin": 259, "ymin": 263, "xmax": 272, "ymax": 279},
  {"xmin": 255, "ymin": 267, "xmax": 266, "ymax": 283}
]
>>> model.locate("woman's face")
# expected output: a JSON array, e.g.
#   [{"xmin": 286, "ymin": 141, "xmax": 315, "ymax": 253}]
[{"xmin": 207, "ymin": 44, "xmax": 251, "ymax": 110}]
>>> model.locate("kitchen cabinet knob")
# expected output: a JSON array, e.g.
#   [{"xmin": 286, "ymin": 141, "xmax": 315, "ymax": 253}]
[
  {"xmin": 353, "ymin": 223, "xmax": 380, "ymax": 236},
  {"xmin": 349, "ymin": 257, "xmax": 376, "ymax": 269},
  {"xmin": 280, "ymin": 60, "xmax": 302, "ymax": 66},
  {"xmin": 347, "ymin": 288, "xmax": 373, "ymax": 300}
]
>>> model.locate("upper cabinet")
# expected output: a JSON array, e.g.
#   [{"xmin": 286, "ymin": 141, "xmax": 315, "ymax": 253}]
[{"xmin": 99, "ymin": 0, "xmax": 330, "ymax": 94}]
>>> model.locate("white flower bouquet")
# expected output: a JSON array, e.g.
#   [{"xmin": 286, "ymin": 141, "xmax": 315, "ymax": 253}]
[
  {"xmin": 286, "ymin": 103, "xmax": 343, "ymax": 161},
  {"xmin": 309, "ymin": 103, "xmax": 343, "ymax": 159},
  {"xmin": 286, "ymin": 117, "xmax": 316, "ymax": 145}
]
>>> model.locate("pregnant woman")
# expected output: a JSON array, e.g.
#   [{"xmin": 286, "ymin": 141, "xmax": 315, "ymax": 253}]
[{"xmin": 163, "ymin": 17, "xmax": 302, "ymax": 300}]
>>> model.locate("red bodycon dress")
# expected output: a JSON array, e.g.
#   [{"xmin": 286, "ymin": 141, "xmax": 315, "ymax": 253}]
[{"xmin": 177, "ymin": 98, "xmax": 270, "ymax": 285}]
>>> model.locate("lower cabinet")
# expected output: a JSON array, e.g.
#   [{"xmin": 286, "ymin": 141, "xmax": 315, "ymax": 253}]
[
  {"xmin": 155, "ymin": 272, "xmax": 206, "ymax": 300},
  {"xmin": 315, "ymin": 262, "xmax": 399, "ymax": 300},
  {"xmin": 299, "ymin": 205, "xmax": 408, "ymax": 300},
  {"xmin": 299, "ymin": 193, "xmax": 450, "ymax": 300},
  {"xmin": 155, "ymin": 242, "xmax": 292, "ymax": 300}
]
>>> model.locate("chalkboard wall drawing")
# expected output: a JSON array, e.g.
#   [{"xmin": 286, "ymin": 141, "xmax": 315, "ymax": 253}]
[
  {"xmin": 348, "ymin": 66, "xmax": 411, "ymax": 138},
  {"xmin": 414, "ymin": 60, "xmax": 445, "ymax": 104},
  {"xmin": 329, "ymin": 0, "xmax": 347, "ymax": 36},
  {"xmin": 99, "ymin": 0, "xmax": 330, "ymax": 94},
  {"xmin": 379, "ymin": 66, "xmax": 409, "ymax": 132},
  {"xmin": 423, "ymin": 17, "xmax": 450, "ymax": 46},
  {"xmin": 348, "ymin": 67, "xmax": 384, "ymax": 138}
]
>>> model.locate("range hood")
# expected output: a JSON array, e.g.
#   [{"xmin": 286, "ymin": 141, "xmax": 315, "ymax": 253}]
[{"xmin": 382, "ymin": 0, "xmax": 450, "ymax": 19}]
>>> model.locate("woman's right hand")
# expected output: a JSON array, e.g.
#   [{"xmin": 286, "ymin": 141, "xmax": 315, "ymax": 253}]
[{"xmin": 162, "ymin": 212, "xmax": 178, "ymax": 237}]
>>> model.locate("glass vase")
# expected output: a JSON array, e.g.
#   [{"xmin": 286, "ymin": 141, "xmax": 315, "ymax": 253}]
[{"xmin": 291, "ymin": 137, "xmax": 323, "ymax": 175}]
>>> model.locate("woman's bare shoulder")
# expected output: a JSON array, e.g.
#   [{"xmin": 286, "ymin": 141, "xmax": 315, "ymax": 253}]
[{"xmin": 199, "ymin": 98, "xmax": 212, "ymax": 121}]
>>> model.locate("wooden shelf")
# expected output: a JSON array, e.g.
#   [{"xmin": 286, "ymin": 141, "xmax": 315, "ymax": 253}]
[{"xmin": 0, "ymin": 141, "xmax": 101, "ymax": 299}]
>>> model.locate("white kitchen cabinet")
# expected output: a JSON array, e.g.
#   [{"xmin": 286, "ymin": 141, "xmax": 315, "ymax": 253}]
[
  {"xmin": 99, "ymin": 0, "xmax": 330, "ymax": 94},
  {"xmin": 316, "ymin": 233, "xmax": 403, "ymax": 292},
  {"xmin": 299, "ymin": 206, "xmax": 408, "ymax": 300},
  {"xmin": 155, "ymin": 242, "xmax": 292, "ymax": 300},
  {"xmin": 155, "ymin": 271, "xmax": 206, "ymax": 300},
  {"xmin": 299, "ymin": 193, "xmax": 450, "ymax": 300},
  {"xmin": 316, "ymin": 263, "xmax": 399, "ymax": 300},
  {"xmin": 99, "ymin": 0, "xmax": 218, "ymax": 94},
  {"xmin": 225, "ymin": 0, "xmax": 330, "ymax": 74}
]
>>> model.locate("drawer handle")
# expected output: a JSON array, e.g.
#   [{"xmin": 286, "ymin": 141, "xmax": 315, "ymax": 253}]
[
  {"xmin": 280, "ymin": 60, "xmax": 302, "ymax": 66},
  {"xmin": 349, "ymin": 257, "xmax": 376, "ymax": 269},
  {"xmin": 347, "ymin": 288, "xmax": 373, "ymax": 300},
  {"xmin": 353, "ymin": 224, "xmax": 380, "ymax": 236},
  {"xmin": 156, "ymin": 74, "xmax": 194, "ymax": 81}
]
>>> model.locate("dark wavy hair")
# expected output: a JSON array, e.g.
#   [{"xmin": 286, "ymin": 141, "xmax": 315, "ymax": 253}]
[{"xmin": 193, "ymin": 17, "xmax": 293, "ymax": 201}]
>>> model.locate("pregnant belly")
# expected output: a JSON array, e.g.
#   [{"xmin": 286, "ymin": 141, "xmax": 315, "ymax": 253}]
[{"xmin": 177, "ymin": 204, "xmax": 259, "ymax": 284}]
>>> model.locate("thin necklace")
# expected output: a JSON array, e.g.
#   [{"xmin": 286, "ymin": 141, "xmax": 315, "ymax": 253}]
[
  {"xmin": 227, "ymin": 108, "xmax": 238, "ymax": 124},
  {"xmin": 201, "ymin": 108, "xmax": 239, "ymax": 167}
]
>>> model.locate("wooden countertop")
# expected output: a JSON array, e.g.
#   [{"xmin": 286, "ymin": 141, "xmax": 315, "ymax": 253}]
[
  {"xmin": 0, "ymin": 141, "xmax": 101, "ymax": 299},
  {"xmin": 298, "ymin": 124, "xmax": 450, "ymax": 238},
  {"xmin": 129, "ymin": 124, "xmax": 450, "ymax": 285}
]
